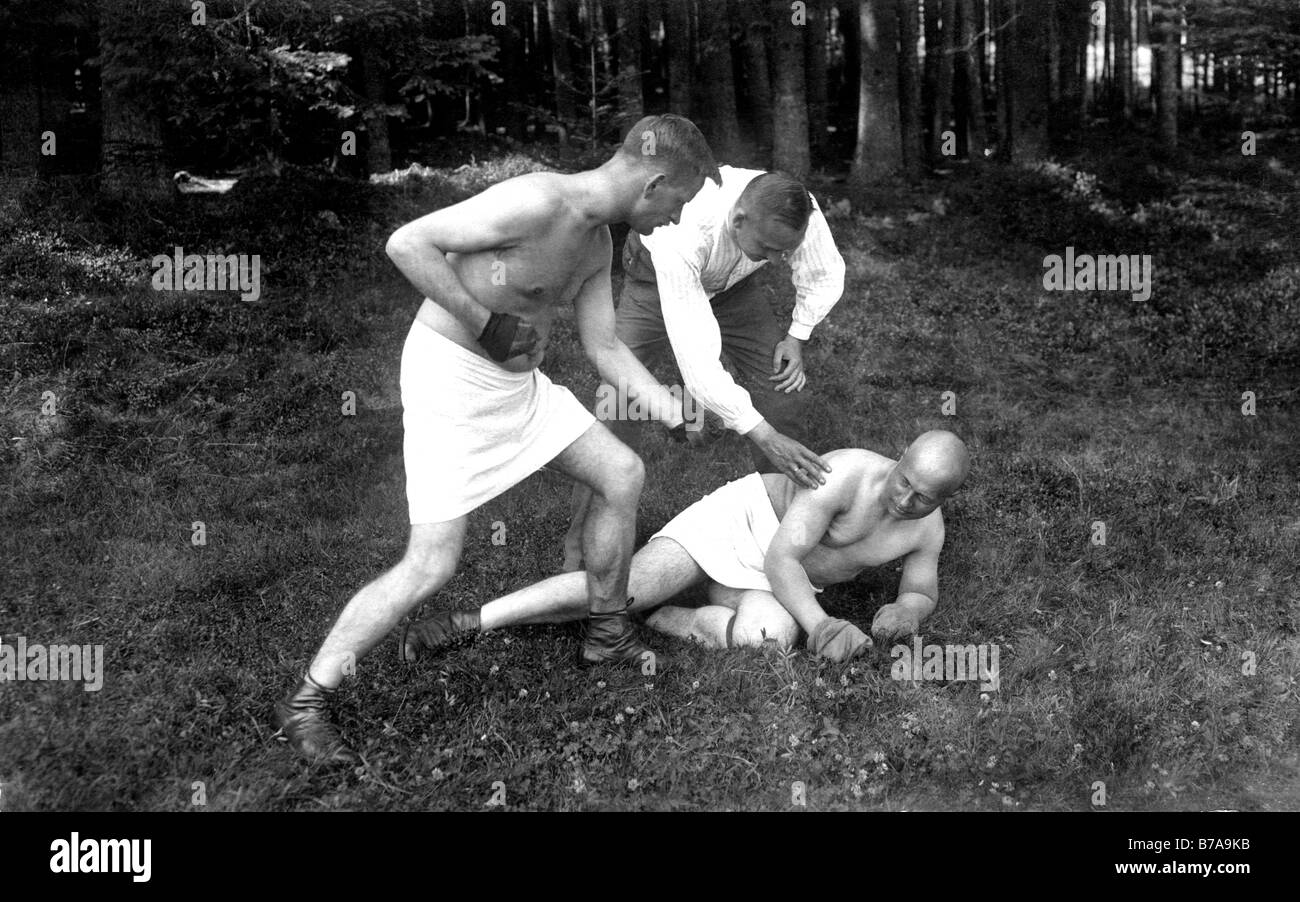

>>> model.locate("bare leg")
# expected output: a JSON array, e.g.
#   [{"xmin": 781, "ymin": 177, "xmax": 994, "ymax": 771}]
[
  {"xmin": 644, "ymin": 605, "xmax": 735, "ymax": 647},
  {"xmin": 546, "ymin": 422, "xmax": 645, "ymax": 615},
  {"xmin": 562, "ymin": 483, "xmax": 594, "ymax": 572},
  {"xmin": 562, "ymin": 415, "xmax": 642, "ymax": 572},
  {"xmin": 309, "ymin": 518, "xmax": 466, "ymax": 688},
  {"xmin": 646, "ymin": 585, "xmax": 800, "ymax": 650},
  {"xmin": 481, "ymin": 537, "xmax": 706, "ymax": 630},
  {"xmin": 278, "ymin": 518, "xmax": 466, "ymax": 761}
]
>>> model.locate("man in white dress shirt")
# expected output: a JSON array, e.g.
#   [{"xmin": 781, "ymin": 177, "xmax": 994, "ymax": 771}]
[{"xmin": 563, "ymin": 167, "xmax": 848, "ymax": 571}]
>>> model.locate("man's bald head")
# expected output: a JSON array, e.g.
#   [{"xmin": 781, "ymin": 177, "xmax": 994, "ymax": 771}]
[
  {"xmin": 901, "ymin": 430, "xmax": 970, "ymax": 497},
  {"xmin": 884, "ymin": 430, "xmax": 969, "ymax": 520}
]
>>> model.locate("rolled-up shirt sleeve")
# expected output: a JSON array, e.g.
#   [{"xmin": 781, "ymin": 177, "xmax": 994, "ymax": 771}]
[
  {"xmin": 786, "ymin": 199, "xmax": 846, "ymax": 341},
  {"xmin": 650, "ymin": 244, "xmax": 766, "ymax": 435}
]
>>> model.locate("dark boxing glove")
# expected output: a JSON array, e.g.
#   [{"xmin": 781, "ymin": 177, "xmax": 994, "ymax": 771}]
[{"xmin": 478, "ymin": 311, "xmax": 522, "ymax": 363}]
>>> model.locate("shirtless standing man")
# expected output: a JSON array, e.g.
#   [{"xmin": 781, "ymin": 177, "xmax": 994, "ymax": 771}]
[
  {"xmin": 275, "ymin": 115, "xmax": 721, "ymax": 763},
  {"xmin": 403, "ymin": 431, "xmax": 970, "ymax": 663}
]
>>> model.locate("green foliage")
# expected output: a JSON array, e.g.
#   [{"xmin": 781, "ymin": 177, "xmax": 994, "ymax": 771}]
[{"xmin": 396, "ymin": 36, "xmax": 502, "ymax": 102}]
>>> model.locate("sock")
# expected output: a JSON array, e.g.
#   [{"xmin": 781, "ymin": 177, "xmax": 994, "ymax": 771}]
[{"xmin": 303, "ymin": 671, "xmax": 334, "ymax": 694}]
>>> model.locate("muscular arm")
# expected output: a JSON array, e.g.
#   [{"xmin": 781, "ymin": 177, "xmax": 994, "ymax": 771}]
[
  {"xmin": 871, "ymin": 515, "xmax": 944, "ymax": 643},
  {"xmin": 763, "ymin": 468, "xmax": 857, "ymax": 634},
  {"xmin": 574, "ymin": 230, "xmax": 685, "ymax": 428},
  {"xmin": 384, "ymin": 180, "xmax": 551, "ymax": 335}
]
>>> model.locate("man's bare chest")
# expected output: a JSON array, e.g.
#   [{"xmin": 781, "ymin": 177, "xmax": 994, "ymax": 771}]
[
  {"xmin": 488, "ymin": 232, "xmax": 602, "ymax": 304},
  {"xmin": 811, "ymin": 511, "xmax": 921, "ymax": 571}
]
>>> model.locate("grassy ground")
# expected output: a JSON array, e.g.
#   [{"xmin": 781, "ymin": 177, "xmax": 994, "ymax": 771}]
[{"xmin": 1, "ymin": 132, "xmax": 1298, "ymax": 811}]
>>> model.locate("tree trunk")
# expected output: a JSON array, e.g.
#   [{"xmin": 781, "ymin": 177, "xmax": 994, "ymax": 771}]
[
  {"xmin": 487, "ymin": 2, "xmax": 526, "ymax": 139},
  {"xmin": 1054, "ymin": 0, "xmax": 1089, "ymax": 136},
  {"xmin": 850, "ymin": 0, "xmax": 902, "ymax": 186},
  {"xmin": 1153, "ymin": 0, "xmax": 1178, "ymax": 150},
  {"xmin": 838, "ymin": 0, "xmax": 861, "ymax": 141},
  {"xmin": 1047, "ymin": 0, "xmax": 1060, "ymax": 103},
  {"xmin": 549, "ymin": 0, "xmax": 579, "ymax": 121},
  {"xmin": 359, "ymin": 40, "xmax": 392, "ymax": 174},
  {"xmin": 771, "ymin": 0, "xmax": 811, "ymax": 176},
  {"xmin": 928, "ymin": 0, "xmax": 955, "ymax": 162},
  {"xmin": 664, "ymin": 0, "xmax": 692, "ymax": 115},
  {"xmin": 1110, "ymin": 0, "xmax": 1131, "ymax": 118},
  {"xmin": 698, "ymin": 0, "xmax": 741, "ymax": 158},
  {"xmin": 593, "ymin": 0, "xmax": 613, "ymax": 84},
  {"xmin": 994, "ymin": 0, "xmax": 1010, "ymax": 155},
  {"xmin": 0, "ymin": 52, "xmax": 43, "ymax": 178},
  {"xmin": 98, "ymin": 0, "xmax": 167, "ymax": 197},
  {"xmin": 958, "ymin": 0, "xmax": 988, "ymax": 158},
  {"xmin": 1135, "ymin": 0, "xmax": 1151, "ymax": 111},
  {"xmin": 1101, "ymin": 0, "xmax": 1112, "ymax": 108},
  {"xmin": 922, "ymin": 0, "xmax": 939, "ymax": 148},
  {"xmin": 614, "ymin": 0, "xmax": 645, "ymax": 135},
  {"xmin": 804, "ymin": 0, "xmax": 830, "ymax": 158},
  {"xmin": 898, "ymin": 0, "xmax": 924, "ymax": 174},
  {"xmin": 976, "ymin": 0, "xmax": 989, "ymax": 101},
  {"xmin": 1003, "ymin": 0, "xmax": 1050, "ymax": 161},
  {"xmin": 737, "ymin": 0, "xmax": 774, "ymax": 157}
]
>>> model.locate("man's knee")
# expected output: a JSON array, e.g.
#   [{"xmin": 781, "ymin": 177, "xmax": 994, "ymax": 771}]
[
  {"xmin": 591, "ymin": 444, "xmax": 645, "ymax": 506},
  {"xmin": 730, "ymin": 619, "xmax": 798, "ymax": 650},
  {"xmin": 399, "ymin": 541, "xmax": 459, "ymax": 596},
  {"xmin": 730, "ymin": 598, "xmax": 799, "ymax": 650}
]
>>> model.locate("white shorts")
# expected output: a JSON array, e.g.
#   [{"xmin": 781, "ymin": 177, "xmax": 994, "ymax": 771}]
[
  {"xmin": 651, "ymin": 473, "xmax": 782, "ymax": 593},
  {"xmin": 400, "ymin": 319, "xmax": 594, "ymax": 523}
]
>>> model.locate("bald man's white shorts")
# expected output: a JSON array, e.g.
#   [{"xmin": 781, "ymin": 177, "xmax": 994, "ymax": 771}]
[{"xmin": 651, "ymin": 472, "xmax": 829, "ymax": 595}]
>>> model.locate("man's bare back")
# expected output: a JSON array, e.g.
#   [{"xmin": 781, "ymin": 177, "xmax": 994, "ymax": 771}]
[
  {"xmin": 761, "ymin": 449, "xmax": 941, "ymax": 588},
  {"xmin": 416, "ymin": 172, "xmax": 611, "ymax": 372}
]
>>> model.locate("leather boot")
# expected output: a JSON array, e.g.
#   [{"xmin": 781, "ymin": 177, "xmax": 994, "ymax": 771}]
[
  {"xmin": 401, "ymin": 610, "xmax": 481, "ymax": 663},
  {"xmin": 579, "ymin": 603, "xmax": 661, "ymax": 668},
  {"xmin": 274, "ymin": 674, "xmax": 358, "ymax": 764}
]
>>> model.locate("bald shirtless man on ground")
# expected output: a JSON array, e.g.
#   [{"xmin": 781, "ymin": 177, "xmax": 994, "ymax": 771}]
[
  {"xmin": 403, "ymin": 431, "xmax": 969, "ymax": 663},
  {"xmin": 275, "ymin": 115, "xmax": 721, "ymax": 763}
]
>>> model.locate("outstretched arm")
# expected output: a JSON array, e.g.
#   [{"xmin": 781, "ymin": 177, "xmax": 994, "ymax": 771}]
[
  {"xmin": 759, "ymin": 462, "xmax": 873, "ymax": 660},
  {"xmin": 574, "ymin": 229, "xmax": 686, "ymax": 428},
  {"xmin": 650, "ymin": 241, "xmax": 829, "ymax": 486},
  {"xmin": 763, "ymin": 478, "xmax": 847, "ymax": 635},
  {"xmin": 763, "ymin": 463, "xmax": 871, "ymax": 662},
  {"xmin": 871, "ymin": 516, "xmax": 944, "ymax": 644}
]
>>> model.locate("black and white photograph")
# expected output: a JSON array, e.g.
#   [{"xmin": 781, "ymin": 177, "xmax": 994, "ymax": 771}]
[{"xmin": 0, "ymin": 0, "xmax": 1296, "ymax": 848}]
